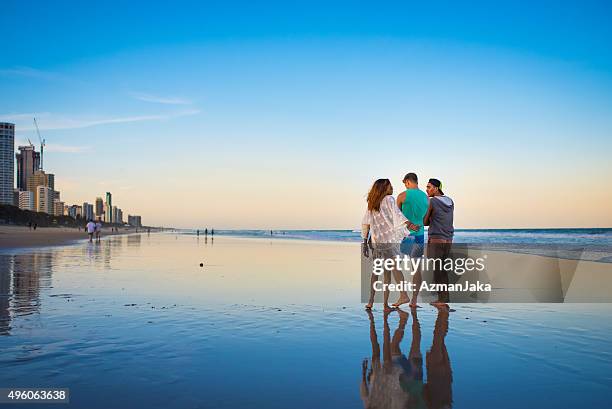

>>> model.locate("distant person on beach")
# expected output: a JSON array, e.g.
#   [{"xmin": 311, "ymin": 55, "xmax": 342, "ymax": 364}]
[
  {"xmin": 397, "ymin": 172, "xmax": 429, "ymax": 307},
  {"xmin": 95, "ymin": 219, "xmax": 102, "ymax": 242},
  {"xmin": 211, "ymin": 229, "xmax": 214, "ymax": 237},
  {"xmin": 204, "ymin": 228, "xmax": 208, "ymax": 237},
  {"xmin": 33, "ymin": 223, "xmax": 37, "ymax": 230},
  {"xmin": 86, "ymin": 220, "xmax": 96, "ymax": 242},
  {"xmin": 196, "ymin": 229, "xmax": 199, "ymax": 237},
  {"xmin": 362, "ymin": 179, "xmax": 420, "ymax": 310},
  {"xmin": 424, "ymin": 178, "xmax": 455, "ymax": 308}
]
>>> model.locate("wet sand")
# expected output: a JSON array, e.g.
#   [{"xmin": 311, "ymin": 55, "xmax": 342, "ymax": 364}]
[
  {"xmin": 0, "ymin": 234, "xmax": 610, "ymax": 409},
  {"xmin": 0, "ymin": 225, "xmax": 140, "ymax": 249}
]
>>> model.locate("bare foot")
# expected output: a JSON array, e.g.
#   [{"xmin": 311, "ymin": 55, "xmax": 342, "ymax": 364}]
[
  {"xmin": 430, "ymin": 301, "xmax": 449, "ymax": 310},
  {"xmin": 392, "ymin": 295, "xmax": 410, "ymax": 308},
  {"xmin": 383, "ymin": 304, "xmax": 397, "ymax": 312}
]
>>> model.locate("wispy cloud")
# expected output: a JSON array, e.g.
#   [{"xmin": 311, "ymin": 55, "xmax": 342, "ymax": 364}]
[
  {"xmin": 0, "ymin": 66, "xmax": 59, "ymax": 80},
  {"xmin": 131, "ymin": 92, "xmax": 192, "ymax": 105},
  {"xmin": 0, "ymin": 109, "xmax": 200, "ymax": 131}
]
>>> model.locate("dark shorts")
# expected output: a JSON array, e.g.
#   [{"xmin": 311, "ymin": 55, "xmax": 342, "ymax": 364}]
[{"xmin": 401, "ymin": 235, "xmax": 424, "ymax": 258}]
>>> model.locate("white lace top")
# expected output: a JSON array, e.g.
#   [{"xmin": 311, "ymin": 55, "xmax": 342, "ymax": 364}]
[{"xmin": 361, "ymin": 195, "xmax": 409, "ymax": 243}]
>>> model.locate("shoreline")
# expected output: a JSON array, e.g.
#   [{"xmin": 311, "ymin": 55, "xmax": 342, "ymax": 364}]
[{"xmin": 0, "ymin": 225, "xmax": 145, "ymax": 250}]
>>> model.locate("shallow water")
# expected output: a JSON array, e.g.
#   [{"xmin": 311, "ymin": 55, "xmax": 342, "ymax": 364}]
[
  {"xmin": 1, "ymin": 234, "xmax": 611, "ymax": 408},
  {"xmin": 189, "ymin": 228, "xmax": 612, "ymax": 246}
]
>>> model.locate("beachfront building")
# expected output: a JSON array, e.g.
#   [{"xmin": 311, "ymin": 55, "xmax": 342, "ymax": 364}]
[
  {"xmin": 0, "ymin": 122, "xmax": 15, "ymax": 205},
  {"xmin": 128, "ymin": 215, "xmax": 142, "ymax": 228},
  {"xmin": 115, "ymin": 208, "xmax": 123, "ymax": 224},
  {"xmin": 95, "ymin": 197, "xmax": 104, "ymax": 218},
  {"xmin": 18, "ymin": 190, "xmax": 34, "ymax": 211},
  {"xmin": 27, "ymin": 170, "xmax": 47, "ymax": 193},
  {"xmin": 68, "ymin": 205, "xmax": 83, "ymax": 220},
  {"xmin": 53, "ymin": 199, "xmax": 65, "ymax": 217},
  {"xmin": 15, "ymin": 145, "xmax": 40, "ymax": 191},
  {"xmin": 27, "ymin": 170, "xmax": 53, "ymax": 209},
  {"xmin": 83, "ymin": 202, "xmax": 94, "ymax": 221},
  {"xmin": 36, "ymin": 186, "xmax": 54, "ymax": 214},
  {"xmin": 105, "ymin": 192, "xmax": 112, "ymax": 223},
  {"xmin": 103, "ymin": 203, "xmax": 111, "ymax": 223}
]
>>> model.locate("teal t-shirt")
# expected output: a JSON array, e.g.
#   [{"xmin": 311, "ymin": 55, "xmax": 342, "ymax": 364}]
[{"xmin": 401, "ymin": 188, "xmax": 429, "ymax": 236}]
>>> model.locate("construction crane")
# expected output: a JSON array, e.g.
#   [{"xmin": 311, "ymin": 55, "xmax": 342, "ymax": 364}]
[{"xmin": 33, "ymin": 118, "xmax": 46, "ymax": 170}]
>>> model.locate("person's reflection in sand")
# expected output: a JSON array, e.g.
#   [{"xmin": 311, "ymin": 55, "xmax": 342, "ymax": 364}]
[
  {"xmin": 361, "ymin": 309, "xmax": 381, "ymax": 408},
  {"xmin": 424, "ymin": 308, "xmax": 452, "ymax": 409},
  {"xmin": 361, "ymin": 308, "xmax": 452, "ymax": 409},
  {"xmin": 361, "ymin": 309, "xmax": 413, "ymax": 408}
]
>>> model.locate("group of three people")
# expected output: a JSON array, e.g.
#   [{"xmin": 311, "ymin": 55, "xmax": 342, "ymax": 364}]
[{"xmin": 362, "ymin": 173, "xmax": 455, "ymax": 310}]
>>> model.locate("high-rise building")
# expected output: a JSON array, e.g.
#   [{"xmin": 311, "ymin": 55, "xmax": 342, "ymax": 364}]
[
  {"xmin": 103, "ymin": 203, "xmax": 111, "ymax": 223},
  {"xmin": 15, "ymin": 145, "xmax": 40, "ymax": 191},
  {"xmin": 18, "ymin": 190, "xmax": 34, "ymax": 211},
  {"xmin": 0, "ymin": 123, "xmax": 15, "ymax": 205},
  {"xmin": 53, "ymin": 199, "xmax": 65, "ymax": 217},
  {"xmin": 47, "ymin": 174, "xmax": 55, "ymax": 191},
  {"xmin": 115, "ymin": 208, "xmax": 123, "ymax": 225},
  {"xmin": 105, "ymin": 192, "xmax": 112, "ymax": 223},
  {"xmin": 128, "ymin": 215, "xmax": 142, "ymax": 228},
  {"xmin": 27, "ymin": 170, "xmax": 49, "ymax": 193},
  {"xmin": 68, "ymin": 204, "xmax": 83, "ymax": 219},
  {"xmin": 95, "ymin": 197, "xmax": 104, "ymax": 218},
  {"xmin": 36, "ymin": 186, "xmax": 54, "ymax": 214},
  {"xmin": 26, "ymin": 170, "xmax": 57, "ymax": 210},
  {"xmin": 82, "ymin": 202, "xmax": 94, "ymax": 221}
]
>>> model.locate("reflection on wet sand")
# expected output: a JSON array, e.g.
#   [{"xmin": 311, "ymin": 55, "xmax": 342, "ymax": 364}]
[
  {"xmin": 0, "ymin": 255, "xmax": 11, "ymax": 335},
  {"xmin": 361, "ymin": 308, "xmax": 452, "ymax": 409},
  {"xmin": 127, "ymin": 234, "xmax": 142, "ymax": 247},
  {"xmin": 0, "ymin": 235, "xmax": 143, "ymax": 336},
  {"xmin": 0, "ymin": 252, "xmax": 55, "ymax": 335}
]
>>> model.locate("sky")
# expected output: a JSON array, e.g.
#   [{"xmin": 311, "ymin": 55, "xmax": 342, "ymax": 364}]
[{"xmin": 1, "ymin": 0, "xmax": 611, "ymax": 229}]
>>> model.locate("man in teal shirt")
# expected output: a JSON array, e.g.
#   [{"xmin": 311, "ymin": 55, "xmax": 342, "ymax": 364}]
[{"xmin": 397, "ymin": 172, "xmax": 429, "ymax": 306}]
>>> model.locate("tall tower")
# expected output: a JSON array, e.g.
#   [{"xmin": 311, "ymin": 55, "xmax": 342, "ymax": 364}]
[
  {"xmin": 15, "ymin": 145, "xmax": 40, "ymax": 191},
  {"xmin": 105, "ymin": 192, "xmax": 112, "ymax": 223},
  {"xmin": 95, "ymin": 197, "xmax": 104, "ymax": 218},
  {"xmin": 0, "ymin": 123, "xmax": 15, "ymax": 205}
]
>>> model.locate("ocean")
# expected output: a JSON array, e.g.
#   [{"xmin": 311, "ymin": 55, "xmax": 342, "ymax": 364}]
[{"xmin": 182, "ymin": 228, "xmax": 612, "ymax": 245}]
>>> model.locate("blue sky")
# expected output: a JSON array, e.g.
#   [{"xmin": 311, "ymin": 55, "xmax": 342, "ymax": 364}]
[{"xmin": 1, "ymin": 1, "xmax": 611, "ymax": 228}]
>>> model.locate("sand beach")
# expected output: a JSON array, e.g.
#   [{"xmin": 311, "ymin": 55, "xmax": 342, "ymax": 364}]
[{"xmin": 0, "ymin": 225, "xmax": 140, "ymax": 249}]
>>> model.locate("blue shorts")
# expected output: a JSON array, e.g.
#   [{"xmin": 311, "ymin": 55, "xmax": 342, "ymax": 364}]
[{"xmin": 400, "ymin": 235, "xmax": 424, "ymax": 258}]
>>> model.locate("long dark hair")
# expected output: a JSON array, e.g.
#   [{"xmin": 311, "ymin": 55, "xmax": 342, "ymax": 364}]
[{"xmin": 367, "ymin": 179, "xmax": 392, "ymax": 211}]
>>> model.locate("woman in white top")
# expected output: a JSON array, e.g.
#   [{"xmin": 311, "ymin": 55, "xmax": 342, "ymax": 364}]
[{"xmin": 362, "ymin": 179, "xmax": 420, "ymax": 310}]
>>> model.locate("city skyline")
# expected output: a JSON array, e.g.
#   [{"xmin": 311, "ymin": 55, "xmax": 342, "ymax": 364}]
[
  {"xmin": 2, "ymin": 126, "xmax": 140, "ymax": 225},
  {"xmin": 1, "ymin": 1, "xmax": 611, "ymax": 229}
]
